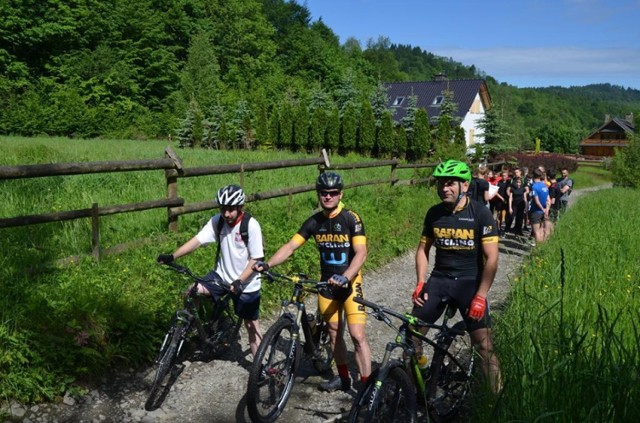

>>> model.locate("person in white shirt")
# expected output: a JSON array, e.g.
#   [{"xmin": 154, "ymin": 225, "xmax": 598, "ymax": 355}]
[{"xmin": 157, "ymin": 185, "xmax": 264, "ymax": 356}]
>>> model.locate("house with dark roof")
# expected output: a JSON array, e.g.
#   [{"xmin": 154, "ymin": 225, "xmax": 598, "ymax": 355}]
[
  {"xmin": 579, "ymin": 113, "xmax": 635, "ymax": 157},
  {"xmin": 384, "ymin": 74, "xmax": 492, "ymax": 148}
]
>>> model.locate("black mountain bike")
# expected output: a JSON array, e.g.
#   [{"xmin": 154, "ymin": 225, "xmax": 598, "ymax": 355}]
[
  {"xmin": 348, "ymin": 296, "xmax": 475, "ymax": 423},
  {"xmin": 246, "ymin": 271, "xmax": 333, "ymax": 423},
  {"xmin": 144, "ymin": 262, "xmax": 242, "ymax": 411}
]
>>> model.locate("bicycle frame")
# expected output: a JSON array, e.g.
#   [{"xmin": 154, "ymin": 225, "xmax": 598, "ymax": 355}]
[
  {"xmin": 354, "ymin": 297, "xmax": 467, "ymax": 401},
  {"xmin": 271, "ymin": 272, "xmax": 326, "ymax": 357}
]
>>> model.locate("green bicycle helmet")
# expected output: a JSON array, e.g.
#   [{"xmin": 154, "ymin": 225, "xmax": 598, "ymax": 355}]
[{"xmin": 433, "ymin": 160, "xmax": 472, "ymax": 182}]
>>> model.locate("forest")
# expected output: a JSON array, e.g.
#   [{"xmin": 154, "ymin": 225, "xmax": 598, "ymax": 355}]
[{"xmin": 1, "ymin": 0, "xmax": 639, "ymax": 158}]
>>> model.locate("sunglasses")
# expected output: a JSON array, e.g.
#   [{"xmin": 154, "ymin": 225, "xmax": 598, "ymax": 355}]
[{"xmin": 319, "ymin": 190, "xmax": 341, "ymax": 197}]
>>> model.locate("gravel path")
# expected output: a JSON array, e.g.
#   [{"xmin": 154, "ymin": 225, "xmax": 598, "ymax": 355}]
[{"xmin": 3, "ymin": 186, "xmax": 608, "ymax": 423}]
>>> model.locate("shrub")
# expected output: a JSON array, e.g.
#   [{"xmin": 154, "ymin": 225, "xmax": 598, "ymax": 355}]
[{"xmin": 611, "ymin": 133, "xmax": 640, "ymax": 188}]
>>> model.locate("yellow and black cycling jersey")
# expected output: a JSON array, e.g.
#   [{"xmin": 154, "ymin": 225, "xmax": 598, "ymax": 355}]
[
  {"xmin": 421, "ymin": 198, "xmax": 498, "ymax": 279},
  {"xmin": 292, "ymin": 204, "xmax": 366, "ymax": 282}
]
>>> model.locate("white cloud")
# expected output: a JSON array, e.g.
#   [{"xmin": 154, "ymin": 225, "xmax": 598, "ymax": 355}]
[{"xmin": 430, "ymin": 46, "xmax": 640, "ymax": 88}]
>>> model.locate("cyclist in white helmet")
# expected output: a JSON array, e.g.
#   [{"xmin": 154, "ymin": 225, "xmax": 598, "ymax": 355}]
[{"xmin": 157, "ymin": 184, "xmax": 264, "ymax": 357}]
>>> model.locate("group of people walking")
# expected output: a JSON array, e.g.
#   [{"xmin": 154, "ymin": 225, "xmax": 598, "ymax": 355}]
[
  {"xmin": 158, "ymin": 159, "xmax": 515, "ymax": 402},
  {"xmin": 468, "ymin": 163, "xmax": 573, "ymax": 245}
]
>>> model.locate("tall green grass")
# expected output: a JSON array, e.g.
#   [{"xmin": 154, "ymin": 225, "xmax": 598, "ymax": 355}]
[
  {"xmin": 572, "ymin": 164, "xmax": 612, "ymax": 189},
  {"xmin": 0, "ymin": 136, "xmax": 436, "ymax": 403},
  {"xmin": 473, "ymin": 188, "xmax": 640, "ymax": 422}
]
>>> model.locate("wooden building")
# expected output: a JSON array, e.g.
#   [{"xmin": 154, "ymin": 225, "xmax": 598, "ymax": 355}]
[{"xmin": 579, "ymin": 114, "xmax": 635, "ymax": 157}]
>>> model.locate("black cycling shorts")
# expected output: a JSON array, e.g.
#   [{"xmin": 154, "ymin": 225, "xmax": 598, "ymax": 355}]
[{"xmin": 411, "ymin": 273, "xmax": 491, "ymax": 332}]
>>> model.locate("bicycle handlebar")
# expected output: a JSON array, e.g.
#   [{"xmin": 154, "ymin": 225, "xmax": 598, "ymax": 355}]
[
  {"xmin": 161, "ymin": 261, "xmax": 226, "ymax": 289},
  {"xmin": 261, "ymin": 270, "xmax": 329, "ymax": 289}
]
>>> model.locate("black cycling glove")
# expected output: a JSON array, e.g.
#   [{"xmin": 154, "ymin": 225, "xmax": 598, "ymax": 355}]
[
  {"xmin": 252, "ymin": 261, "xmax": 269, "ymax": 272},
  {"xmin": 157, "ymin": 253, "xmax": 174, "ymax": 264},
  {"xmin": 231, "ymin": 279, "xmax": 244, "ymax": 294}
]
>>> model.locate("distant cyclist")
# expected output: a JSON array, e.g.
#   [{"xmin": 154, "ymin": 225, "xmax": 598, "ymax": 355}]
[
  {"xmin": 253, "ymin": 172, "xmax": 371, "ymax": 392},
  {"xmin": 412, "ymin": 160, "xmax": 502, "ymax": 393},
  {"xmin": 157, "ymin": 185, "xmax": 264, "ymax": 357}
]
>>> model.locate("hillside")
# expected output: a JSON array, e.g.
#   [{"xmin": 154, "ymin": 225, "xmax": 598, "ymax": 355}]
[{"xmin": 0, "ymin": 0, "xmax": 637, "ymax": 154}]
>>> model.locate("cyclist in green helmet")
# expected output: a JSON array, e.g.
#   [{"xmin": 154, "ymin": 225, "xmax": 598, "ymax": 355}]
[{"xmin": 412, "ymin": 159, "xmax": 503, "ymax": 393}]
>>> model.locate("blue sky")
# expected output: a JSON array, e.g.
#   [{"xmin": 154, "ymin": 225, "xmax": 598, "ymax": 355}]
[{"xmin": 304, "ymin": 0, "xmax": 640, "ymax": 90}]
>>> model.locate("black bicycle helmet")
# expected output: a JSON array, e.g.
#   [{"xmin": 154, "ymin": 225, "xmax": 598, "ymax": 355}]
[
  {"xmin": 433, "ymin": 160, "xmax": 472, "ymax": 182},
  {"xmin": 316, "ymin": 172, "xmax": 344, "ymax": 191},
  {"xmin": 216, "ymin": 184, "xmax": 245, "ymax": 206}
]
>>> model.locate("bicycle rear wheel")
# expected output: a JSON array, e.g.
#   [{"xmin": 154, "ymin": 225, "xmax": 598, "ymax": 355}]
[
  {"xmin": 145, "ymin": 324, "xmax": 183, "ymax": 411},
  {"xmin": 246, "ymin": 316, "xmax": 300, "ymax": 423},
  {"xmin": 426, "ymin": 335, "xmax": 475, "ymax": 422},
  {"xmin": 348, "ymin": 366, "xmax": 417, "ymax": 423}
]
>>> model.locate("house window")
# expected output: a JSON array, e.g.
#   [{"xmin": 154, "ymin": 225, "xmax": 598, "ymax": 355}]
[
  {"xmin": 392, "ymin": 96, "xmax": 404, "ymax": 106},
  {"xmin": 432, "ymin": 95, "xmax": 444, "ymax": 106}
]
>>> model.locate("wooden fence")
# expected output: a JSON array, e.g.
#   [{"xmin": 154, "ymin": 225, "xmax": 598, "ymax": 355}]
[
  {"xmin": 0, "ymin": 148, "xmax": 452, "ymax": 260},
  {"xmin": 0, "ymin": 148, "xmax": 505, "ymax": 260}
]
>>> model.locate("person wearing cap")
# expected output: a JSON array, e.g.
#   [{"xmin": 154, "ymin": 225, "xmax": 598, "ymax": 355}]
[
  {"xmin": 412, "ymin": 160, "xmax": 502, "ymax": 393},
  {"xmin": 157, "ymin": 184, "xmax": 264, "ymax": 357},
  {"xmin": 253, "ymin": 172, "xmax": 371, "ymax": 393}
]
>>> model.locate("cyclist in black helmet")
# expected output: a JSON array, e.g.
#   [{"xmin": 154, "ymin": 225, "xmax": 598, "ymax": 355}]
[
  {"xmin": 157, "ymin": 184, "xmax": 265, "ymax": 357},
  {"xmin": 412, "ymin": 160, "xmax": 502, "ymax": 393},
  {"xmin": 253, "ymin": 172, "xmax": 372, "ymax": 392}
]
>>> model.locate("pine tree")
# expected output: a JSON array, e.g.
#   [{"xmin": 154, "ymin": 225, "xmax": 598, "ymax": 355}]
[
  {"xmin": 268, "ymin": 107, "xmax": 280, "ymax": 150},
  {"xmin": 340, "ymin": 102, "xmax": 357, "ymax": 154},
  {"xmin": 310, "ymin": 107, "xmax": 327, "ymax": 152},
  {"xmin": 358, "ymin": 100, "xmax": 375, "ymax": 156},
  {"xmin": 394, "ymin": 125, "xmax": 408, "ymax": 159},
  {"xmin": 279, "ymin": 101, "xmax": 293, "ymax": 151},
  {"xmin": 326, "ymin": 105, "xmax": 340, "ymax": 153},
  {"xmin": 413, "ymin": 108, "xmax": 431, "ymax": 161},
  {"xmin": 292, "ymin": 102, "xmax": 309, "ymax": 152},
  {"xmin": 376, "ymin": 110, "xmax": 394, "ymax": 158},
  {"xmin": 402, "ymin": 94, "xmax": 418, "ymax": 160}
]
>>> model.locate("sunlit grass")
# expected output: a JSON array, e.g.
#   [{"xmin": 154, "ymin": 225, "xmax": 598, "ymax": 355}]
[{"xmin": 473, "ymin": 188, "xmax": 640, "ymax": 422}]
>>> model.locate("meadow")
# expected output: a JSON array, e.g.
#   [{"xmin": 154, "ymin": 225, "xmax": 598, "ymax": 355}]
[
  {"xmin": 473, "ymin": 188, "xmax": 640, "ymax": 421},
  {"xmin": 0, "ymin": 136, "xmax": 435, "ymax": 403},
  {"xmin": 2, "ymin": 135, "xmax": 629, "ymax": 422}
]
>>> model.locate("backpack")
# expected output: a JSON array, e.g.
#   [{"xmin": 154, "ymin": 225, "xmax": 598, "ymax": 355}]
[{"xmin": 214, "ymin": 212, "xmax": 252, "ymax": 265}]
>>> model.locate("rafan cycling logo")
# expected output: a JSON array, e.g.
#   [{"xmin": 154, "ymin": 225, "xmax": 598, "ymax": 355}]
[{"xmin": 433, "ymin": 227, "xmax": 475, "ymax": 249}]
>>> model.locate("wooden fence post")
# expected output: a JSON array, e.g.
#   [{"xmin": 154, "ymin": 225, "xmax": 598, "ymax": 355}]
[
  {"xmin": 91, "ymin": 203, "xmax": 100, "ymax": 261},
  {"xmin": 390, "ymin": 159, "xmax": 398, "ymax": 186},
  {"xmin": 165, "ymin": 147, "xmax": 183, "ymax": 232}
]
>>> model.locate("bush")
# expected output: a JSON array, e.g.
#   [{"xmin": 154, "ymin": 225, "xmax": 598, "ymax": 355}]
[
  {"xmin": 495, "ymin": 152, "xmax": 578, "ymax": 174},
  {"xmin": 611, "ymin": 133, "xmax": 640, "ymax": 188}
]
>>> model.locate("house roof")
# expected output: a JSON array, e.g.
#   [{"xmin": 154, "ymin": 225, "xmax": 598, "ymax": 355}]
[
  {"xmin": 383, "ymin": 78, "xmax": 491, "ymax": 122},
  {"xmin": 579, "ymin": 116, "xmax": 636, "ymax": 146}
]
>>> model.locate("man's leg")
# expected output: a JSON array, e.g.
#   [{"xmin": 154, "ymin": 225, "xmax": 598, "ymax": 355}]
[
  {"xmin": 347, "ymin": 322, "xmax": 371, "ymax": 380},
  {"xmin": 244, "ymin": 319, "xmax": 262, "ymax": 357},
  {"xmin": 470, "ymin": 328, "xmax": 502, "ymax": 394}
]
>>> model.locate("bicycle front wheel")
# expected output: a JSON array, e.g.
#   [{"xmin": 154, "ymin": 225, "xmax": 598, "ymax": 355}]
[
  {"xmin": 145, "ymin": 324, "xmax": 183, "ymax": 411},
  {"xmin": 348, "ymin": 366, "xmax": 417, "ymax": 423},
  {"xmin": 426, "ymin": 335, "xmax": 475, "ymax": 422},
  {"xmin": 247, "ymin": 316, "xmax": 301, "ymax": 423}
]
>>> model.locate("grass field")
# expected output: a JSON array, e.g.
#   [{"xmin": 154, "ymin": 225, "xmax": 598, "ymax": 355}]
[{"xmin": 472, "ymin": 188, "xmax": 640, "ymax": 421}]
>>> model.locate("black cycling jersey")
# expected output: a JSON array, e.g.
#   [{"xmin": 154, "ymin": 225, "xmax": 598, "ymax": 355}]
[
  {"xmin": 510, "ymin": 185, "xmax": 526, "ymax": 204},
  {"xmin": 295, "ymin": 205, "xmax": 366, "ymax": 281},
  {"xmin": 421, "ymin": 198, "xmax": 498, "ymax": 279}
]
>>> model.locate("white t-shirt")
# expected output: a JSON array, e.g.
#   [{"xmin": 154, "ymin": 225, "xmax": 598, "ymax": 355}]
[{"xmin": 195, "ymin": 213, "xmax": 264, "ymax": 293}]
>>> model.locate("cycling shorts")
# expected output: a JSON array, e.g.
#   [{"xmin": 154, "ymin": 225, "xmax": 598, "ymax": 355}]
[
  {"xmin": 411, "ymin": 273, "xmax": 490, "ymax": 332},
  {"xmin": 318, "ymin": 279, "xmax": 367, "ymax": 325},
  {"xmin": 528, "ymin": 211, "xmax": 545, "ymax": 224},
  {"xmin": 201, "ymin": 271, "xmax": 261, "ymax": 321}
]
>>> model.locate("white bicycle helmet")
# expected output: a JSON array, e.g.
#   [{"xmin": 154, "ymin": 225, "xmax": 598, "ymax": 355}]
[{"xmin": 216, "ymin": 184, "xmax": 245, "ymax": 206}]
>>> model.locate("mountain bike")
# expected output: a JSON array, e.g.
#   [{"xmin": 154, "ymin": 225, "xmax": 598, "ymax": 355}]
[
  {"xmin": 144, "ymin": 261, "xmax": 242, "ymax": 411},
  {"xmin": 246, "ymin": 271, "xmax": 333, "ymax": 423},
  {"xmin": 348, "ymin": 296, "xmax": 475, "ymax": 423}
]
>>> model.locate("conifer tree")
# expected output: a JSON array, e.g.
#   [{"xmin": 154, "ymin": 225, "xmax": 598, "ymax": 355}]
[
  {"xmin": 292, "ymin": 102, "xmax": 309, "ymax": 152},
  {"xmin": 310, "ymin": 107, "xmax": 327, "ymax": 152},
  {"xmin": 401, "ymin": 94, "xmax": 418, "ymax": 160},
  {"xmin": 340, "ymin": 102, "xmax": 357, "ymax": 154},
  {"xmin": 358, "ymin": 100, "xmax": 375, "ymax": 156},
  {"xmin": 326, "ymin": 105, "xmax": 340, "ymax": 153},
  {"xmin": 376, "ymin": 110, "xmax": 394, "ymax": 158},
  {"xmin": 395, "ymin": 124, "xmax": 407, "ymax": 159},
  {"xmin": 279, "ymin": 101, "xmax": 293, "ymax": 151},
  {"xmin": 268, "ymin": 107, "xmax": 280, "ymax": 150},
  {"xmin": 413, "ymin": 108, "xmax": 431, "ymax": 160}
]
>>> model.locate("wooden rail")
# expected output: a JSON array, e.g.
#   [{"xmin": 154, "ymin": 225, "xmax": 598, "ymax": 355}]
[{"xmin": 0, "ymin": 147, "xmax": 505, "ymax": 262}]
